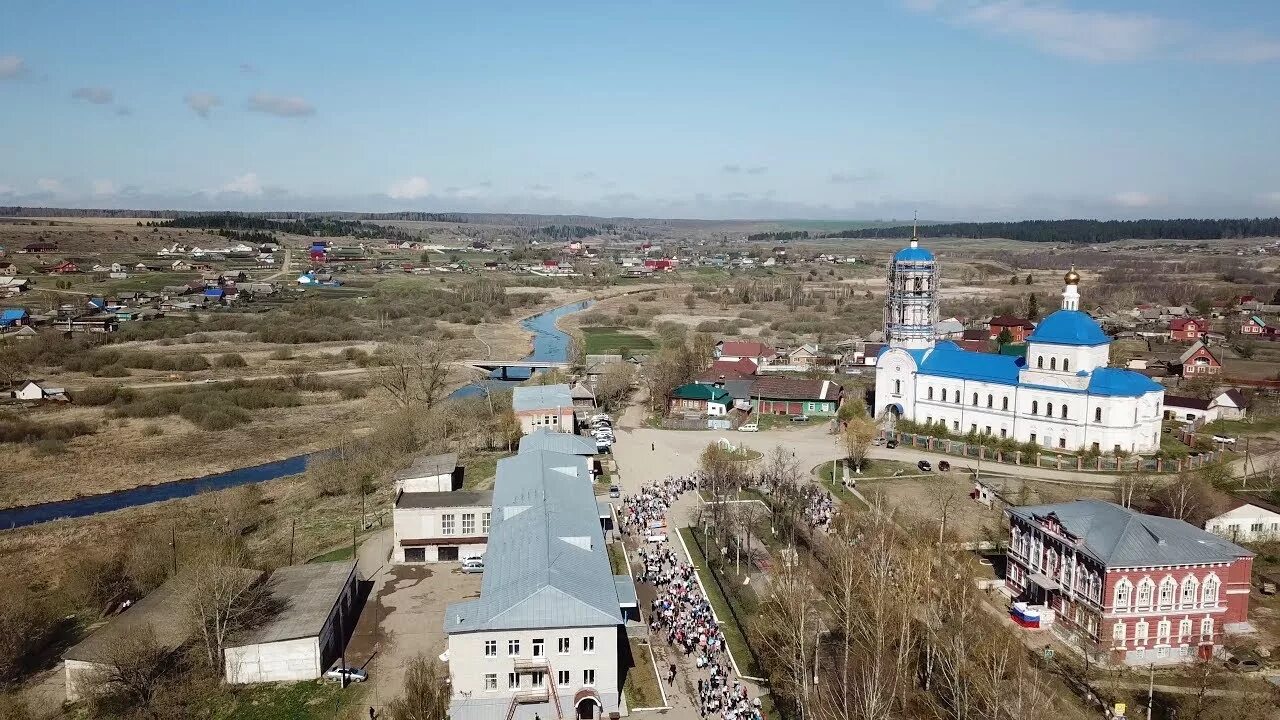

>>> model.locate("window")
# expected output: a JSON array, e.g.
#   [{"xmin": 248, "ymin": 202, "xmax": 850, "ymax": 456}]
[
  {"xmin": 1060, "ymin": 405, "xmax": 1067, "ymax": 419},
  {"xmin": 1050, "ymin": 357, "xmax": 1057, "ymax": 370},
  {"xmin": 461, "ymin": 513, "xmax": 475, "ymax": 535},
  {"xmin": 1157, "ymin": 619, "xmax": 1171, "ymax": 644},
  {"xmin": 1135, "ymin": 620, "xmax": 1149, "ymax": 644},
  {"xmin": 1179, "ymin": 619, "xmax": 1192, "ymax": 642},
  {"xmin": 1002, "ymin": 397, "xmax": 1009, "ymax": 411},
  {"xmin": 583, "ymin": 636, "xmax": 596, "ymax": 653},
  {"xmin": 952, "ymin": 420, "xmax": 960, "ymax": 431},
  {"xmin": 532, "ymin": 639, "xmax": 544, "ymax": 657},
  {"xmin": 484, "ymin": 673, "xmax": 498, "ymax": 691},
  {"xmin": 954, "ymin": 392, "xmax": 960, "ymax": 404},
  {"xmin": 1094, "ymin": 407, "xmax": 1102, "ymax": 422},
  {"xmin": 1046, "ymin": 402, "xmax": 1053, "ymax": 417},
  {"xmin": 557, "ymin": 670, "xmax": 570, "ymax": 687},
  {"xmin": 926, "ymin": 416, "xmax": 932, "ymax": 425},
  {"xmin": 1032, "ymin": 400, "xmax": 1039, "ymax": 414},
  {"xmin": 558, "ymin": 637, "xmax": 570, "ymax": 654},
  {"xmin": 484, "ymin": 640, "xmax": 497, "ymax": 657},
  {"xmin": 1252, "ymin": 523, "xmax": 1265, "ymax": 532},
  {"xmin": 1063, "ymin": 359, "xmax": 1069, "ymax": 372},
  {"xmin": 530, "ymin": 671, "xmax": 545, "ymax": 688},
  {"xmin": 985, "ymin": 426, "xmax": 992, "ymax": 435},
  {"xmin": 482, "ymin": 512, "xmax": 491, "ymax": 533},
  {"xmin": 1029, "ymin": 432, "xmax": 1037, "ymax": 444},
  {"xmin": 583, "ymin": 669, "xmax": 596, "ymax": 686},
  {"xmin": 1114, "ymin": 579, "xmax": 1132, "ymax": 611},
  {"xmin": 441, "ymin": 514, "xmax": 456, "ymax": 536},
  {"xmin": 1200, "ymin": 617, "xmax": 1214, "ymax": 640},
  {"xmin": 1000, "ymin": 428, "xmax": 1007, "ymax": 438},
  {"xmin": 1181, "ymin": 576, "xmax": 1199, "ymax": 607},
  {"xmin": 941, "ymin": 389, "xmax": 947, "ymax": 402},
  {"xmin": 928, "ymin": 387, "xmax": 934, "ymax": 400},
  {"xmin": 971, "ymin": 424, "xmax": 978, "ymax": 434},
  {"xmin": 1202, "ymin": 575, "xmax": 1219, "ymax": 606},
  {"xmin": 508, "ymin": 639, "xmax": 520, "ymax": 656},
  {"xmin": 894, "ymin": 379, "xmax": 901, "ymax": 394},
  {"xmin": 508, "ymin": 672, "xmax": 520, "ymax": 689},
  {"xmin": 987, "ymin": 394, "xmax": 993, "ymax": 408},
  {"xmin": 1113, "ymin": 621, "xmax": 1126, "ymax": 645},
  {"xmin": 1136, "ymin": 578, "xmax": 1154, "ymax": 609},
  {"xmin": 404, "ymin": 547, "xmax": 426, "ymax": 563},
  {"xmin": 972, "ymin": 393, "xmax": 979, "ymax": 406},
  {"xmin": 1058, "ymin": 438, "xmax": 1066, "ymax": 449},
  {"xmin": 1037, "ymin": 356, "xmax": 1044, "ymax": 369}
]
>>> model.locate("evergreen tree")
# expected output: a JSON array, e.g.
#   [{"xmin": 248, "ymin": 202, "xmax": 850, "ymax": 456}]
[
  {"xmin": 1027, "ymin": 293, "xmax": 1040, "ymax": 321},
  {"xmin": 996, "ymin": 327, "xmax": 1014, "ymax": 346},
  {"xmin": 1024, "ymin": 273, "xmax": 1033, "ymax": 285},
  {"xmin": 1009, "ymin": 275, "xmax": 1018, "ymax": 285}
]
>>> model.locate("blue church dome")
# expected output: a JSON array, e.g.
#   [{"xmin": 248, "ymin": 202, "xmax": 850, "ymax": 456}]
[
  {"xmin": 1027, "ymin": 309, "xmax": 1109, "ymax": 346},
  {"xmin": 893, "ymin": 245, "xmax": 935, "ymax": 262}
]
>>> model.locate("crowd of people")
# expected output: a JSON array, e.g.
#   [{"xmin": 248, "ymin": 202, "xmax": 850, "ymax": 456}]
[
  {"xmin": 620, "ymin": 473, "xmax": 766, "ymax": 720},
  {"xmin": 801, "ymin": 484, "xmax": 835, "ymax": 531}
]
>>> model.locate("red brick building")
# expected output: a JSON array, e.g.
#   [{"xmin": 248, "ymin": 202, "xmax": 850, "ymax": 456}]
[
  {"xmin": 988, "ymin": 314, "xmax": 1036, "ymax": 343},
  {"xmin": 1177, "ymin": 341, "xmax": 1222, "ymax": 377},
  {"xmin": 1168, "ymin": 317, "xmax": 1207, "ymax": 342},
  {"xmin": 1006, "ymin": 500, "xmax": 1253, "ymax": 666},
  {"xmin": 695, "ymin": 357, "xmax": 758, "ymax": 383}
]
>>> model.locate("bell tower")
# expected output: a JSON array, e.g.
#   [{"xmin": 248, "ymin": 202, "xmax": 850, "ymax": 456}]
[{"xmin": 884, "ymin": 221, "xmax": 939, "ymax": 350}]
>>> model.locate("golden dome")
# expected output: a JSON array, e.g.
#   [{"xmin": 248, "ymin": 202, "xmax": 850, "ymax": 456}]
[{"xmin": 1064, "ymin": 267, "xmax": 1081, "ymax": 285}]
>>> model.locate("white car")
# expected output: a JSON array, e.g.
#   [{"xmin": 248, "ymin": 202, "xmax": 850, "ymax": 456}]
[
  {"xmin": 1212, "ymin": 435, "xmax": 1237, "ymax": 445},
  {"xmin": 738, "ymin": 422, "xmax": 758, "ymax": 432},
  {"xmin": 324, "ymin": 667, "xmax": 368, "ymax": 683}
]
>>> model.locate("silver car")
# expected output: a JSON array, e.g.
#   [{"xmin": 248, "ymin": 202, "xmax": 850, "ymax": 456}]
[{"xmin": 324, "ymin": 667, "xmax": 368, "ymax": 683}]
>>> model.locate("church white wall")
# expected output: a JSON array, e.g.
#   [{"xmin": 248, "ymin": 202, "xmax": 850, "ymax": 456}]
[
  {"xmin": 874, "ymin": 349, "xmax": 918, "ymax": 419},
  {"xmin": 1026, "ymin": 342, "xmax": 1109, "ymax": 375}
]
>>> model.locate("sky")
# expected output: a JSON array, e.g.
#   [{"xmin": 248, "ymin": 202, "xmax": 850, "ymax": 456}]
[{"xmin": 2, "ymin": 0, "xmax": 1279, "ymax": 221}]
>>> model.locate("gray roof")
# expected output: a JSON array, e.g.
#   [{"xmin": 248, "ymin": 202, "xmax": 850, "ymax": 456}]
[
  {"xmin": 518, "ymin": 428, "xmax": 598, "ymax": 457},
  {"xmin": 393, "ymin": 452, "xmax": 458, "ymax": 480},
  {"xmin": 445, "ymin": 450, "xmax": 622, "ymax": 633},
  {"xmin": 722, "ymin": 379, "xmax": 754, "ymax": 401},
  {"xmin": 64, "ymin": 575, "xmax": 202, "ymax": 662},
  {"xmin": 584, "ymin": 354, "xmax": 624, "ymax": 374},
  {"xmin": 1008, "ymin": 500, "xmax": 1253, "ymax": 568},
  {"xmin": 511, "ymin": 384, "xmax": 574, "ymax": 413},
  {"xmin": 396, "ymin": 490, "xmax": 492, "ymax": 510},
  {"xmin": 227, "ymin": 561, "xmax": 355, "ymax": 647}
]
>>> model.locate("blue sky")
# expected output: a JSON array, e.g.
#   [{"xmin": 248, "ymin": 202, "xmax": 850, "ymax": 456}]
[{"xmin": 2, "ymin": 0, "xmax": 1279, "ymax": 220}]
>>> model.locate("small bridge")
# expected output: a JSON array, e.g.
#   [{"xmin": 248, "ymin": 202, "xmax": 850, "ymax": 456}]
[{"xmin": 457, "ymin": 359, "xmax": 570, "ymax": 379}]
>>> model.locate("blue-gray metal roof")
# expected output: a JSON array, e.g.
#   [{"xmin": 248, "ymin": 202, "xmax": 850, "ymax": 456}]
[
  {"xmin": 1008, "ymin": 499, "xmax": 1252, "ymax": 568},
  {"xmin": 445, "ymin": 450, "xmax": 622, "ymax": 633},
  {"xmin": 518, "ymin": 428, "xmax": 598, "ymax": 456},
  {"xmin": 511, "ymin": 384, "xmax": 574, "ymax": 413}
]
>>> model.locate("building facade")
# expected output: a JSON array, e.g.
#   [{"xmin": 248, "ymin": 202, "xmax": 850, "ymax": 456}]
[
  {"xmin": 1169, "ymin": 317, "xmax": 1207, "ymax": 342},
  {"xmin": 1205, "ymin": 501, "xmax": 1280, "ymax": 543},
  {"xmin": 393, "ymin": 491, "xmax": 492, "ymax": 563},
  {"xmin": 1005, "ymin": 500, "xmax": 1253, "ymax": 666},
  {"xmin": 875, "ymin": 253, "xmax": 1165, "ymax": 454},
  {"xmin": 512, "ymin": 384, "xmax": 576, "ymax": 436}
]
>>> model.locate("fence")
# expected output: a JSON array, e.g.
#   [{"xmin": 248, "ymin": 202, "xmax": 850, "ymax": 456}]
[{"xmin": 889, "ymin": 432, "xmax": 1223, "ymax": 473}]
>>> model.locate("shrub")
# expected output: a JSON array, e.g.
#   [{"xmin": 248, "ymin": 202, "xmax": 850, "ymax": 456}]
[
  {"xmin": 141, "ymin": 424, "xmax": 163, "ymax": 437},
  {"xmin": 268, "ymin": 347, "xmax": 294, "ymax": 361},
  {"xmin": 76, "ymin": 385, "xmax": 134, "ymax": 406},
  {"xmin": 34, "ymin": 438, "xmax": 67, "ymax": 455},
  {"xmin": 338, "ymin": 383, "xmax": 369, "ymax": 400},
  {"xmin": 217, "ymin": 353, "xmax": 248, "ymax": 368},
  {"xmin": 174, "ymin": 354, "xmax": 210, "ymax": 371},
  {"xmin": 93, "ymin": 363, "xmax": 130, "ymax": 378}
]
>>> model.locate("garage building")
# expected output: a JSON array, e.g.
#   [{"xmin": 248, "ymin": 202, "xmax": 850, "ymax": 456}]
[{"xmin": 223, "ymin": 561, "xmax": 359, "ymax": 684}]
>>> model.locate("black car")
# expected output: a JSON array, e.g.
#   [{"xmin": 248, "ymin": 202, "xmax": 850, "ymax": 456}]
[
  {"xmin": 885, "ymin": 439, "xmax": 898, "ymax": 449},
  {"xmin": 938, "ymin": 460, "xmax": 951, "ymax": 472},
  {"xmin": 917, "ymin": 460, "xmax": 932, "ymax": 472}
]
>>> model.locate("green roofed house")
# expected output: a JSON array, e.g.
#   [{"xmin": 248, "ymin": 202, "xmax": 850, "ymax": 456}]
[{"xmin": 669, "ymin": 382, "xmax": 731, "ymax": 416}]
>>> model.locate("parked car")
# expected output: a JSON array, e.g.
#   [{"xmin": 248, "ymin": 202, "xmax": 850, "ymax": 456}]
[
  {"xmin": 886, "ymin": 439, "xmax": 898, "ymax": 449},
  {"xmin": 938, "ymin": 460, "xmax": 951, "ymax": 472},
  {"xmin": 917, "ymin": 460, "xmax": 932, "ymax": 472},
  {"xmin": 1226, "ymin": 651, "xmax": 1263, "ymax": 671},
  {"xmin": 461, "ymin": 558, "xmax": 484, "ymax": 574},
  {"xmin": 738, "ymin": 422, "xmax": 758, "ymax": 432},
  {"xmin": 324, "ymin": 667, "xmax": 368, "ymax": 683},
  {"xmin": 609, "ymin": 485, "xmax": 621, "ymax": 498},
  {"xmin": 1212, "ymin": 435, "xmax": 1237, "ymax": 445},
  {"xmin": 873, "ymin": 437, "xmax": 884, "ymax": 446},
  {"xmin": 790, "ymin": 414, "xmax": 810, "ymax": 422}
]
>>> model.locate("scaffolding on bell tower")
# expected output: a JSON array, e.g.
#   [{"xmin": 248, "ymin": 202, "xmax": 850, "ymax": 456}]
[{"xmin": 884, "ymin": 219, "xmax": 939, "ymax": 350}]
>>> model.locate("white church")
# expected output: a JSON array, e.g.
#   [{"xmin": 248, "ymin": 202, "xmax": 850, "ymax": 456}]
[{"xmin": 874, "ymin": 235, "xmax": 1165, "ymax": 454}]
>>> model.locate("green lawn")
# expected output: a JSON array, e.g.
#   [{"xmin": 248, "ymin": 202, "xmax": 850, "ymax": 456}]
[
  {"xmin": 608, "ymin": 541, "xmax": 630, "ymax": 576},
  {"xmin": 207, "ymin": 680, "xmax": 368, "ymax": 720},
  {"xmin": 1204, "ymin": 416, "xmax": 1280, "ymax": 436},
  {"xmin": 581, "ymin": 326, "xmax": 655, "ymax": 358},
  {"xmin": 623, "ymin": 639, "xmax": 665, "ymax": 709},
  {"xmin": 679, "ymin": 527, "xmax": 763, "ymax": 678},
  {"xmin": 307, "ymin": 545, "xmax": 354, "ymax": 564},
  {"xmin": 815, "ymin": 458, "xmax": 919, "ymax": 483}
]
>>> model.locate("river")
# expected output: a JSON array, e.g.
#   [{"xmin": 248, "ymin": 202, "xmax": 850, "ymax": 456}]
[{"xmin": 0, "ymin": 299, "xmax": 590, "ymax": 530}]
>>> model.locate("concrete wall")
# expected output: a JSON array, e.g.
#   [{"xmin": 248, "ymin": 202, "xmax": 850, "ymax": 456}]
[
  {"xmin": 64, "ymin": 659, "xmax": 104, "ymax": 702},
  {"xmin": 225, "ymin": 637, "xmax": 321, "ymax": 684},
  {"xmin": 517, "ymin": 408, "xmax": 575, "ymax": 436}
]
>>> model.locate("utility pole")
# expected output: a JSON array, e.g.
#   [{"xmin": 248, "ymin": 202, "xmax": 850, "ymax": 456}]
[
  {"xmin": 1146, "ymin": 663, "xmax": 1155, "ymax": 720},
  {"xmin": 170, "ymin": 522, "xmax": 178, "ymax": 575},
  {"xmin": 288, "ymin": 519, "xmax": 296, "ymax": 566}
]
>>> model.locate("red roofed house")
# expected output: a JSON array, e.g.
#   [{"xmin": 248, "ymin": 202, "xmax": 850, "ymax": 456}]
[
  {"xmin": 1241, "ymin": 316, "xmax": 1267, "ymax": 336},
  {"xmin": 714, "ymin": 340, "xmax": 776, "ymax": 367},
  {"xmin": 643, "ymin": 258, "xmax": 675, "ymax": 271},
  {"xmin": 695, "ymin": 358, "xmax": 758, "ymax": 383},
  {"xmin": 49, "ymin": 260, "xmax": 80, "ymax": 274},
  {"xmin": 988, "ymin": 315, "xmax": 1036, "ymax": 343},
  {"xmin": 1168, "ymin": 317, "xmax": 1207, "ymax": 343},
  {"xmin": 1176, "ymin": 341, "xmax": 1221, "ymax": 377},
  {"xmin": 749, "ymin": 376, "xmax": 843, "ymax": 417}
]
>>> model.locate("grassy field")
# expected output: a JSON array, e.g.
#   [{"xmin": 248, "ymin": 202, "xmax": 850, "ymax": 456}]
[
  {"xmin": 608, "ymin": 541, "xmax": 630, "ymax": 576},
  {"xmin": 679, "ymin": 527, "xmax": 763, "ymax": 678},
  {"xmin": 815, "ymin": 458, "xmax": 920, "ymax": 482},
  {"xmin": 581, "ymin": 326, "xmax": 655, "ymax": 358},
  {"xmin": 206, "ymin": 680, "xmax": 368, "ymax": 720},
  {"xmin": 307, "ymin": 545, "xmax": 355, "ymax": 564},
  {"xmin": 623, "ymin": 639, "xmax": 665, "ymax": 709}
]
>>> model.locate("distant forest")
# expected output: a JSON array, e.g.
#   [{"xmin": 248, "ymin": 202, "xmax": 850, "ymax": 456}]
[
  {"xmin": 0, "ymin": 208, "xmax": 467, "ymax": 223},
  {"xmin": 747, "ymin": 230, "xmax": 811, "ymax": 243},
  {"xmin": 533, "ymin": 224, "xmax": 616, "ymax": 240},
  {"xmin": 149, "ymin": 214, "xmax": 423, "ymax": 242},
  {"xmin": 825, "ymin": 218, "xmax": 1280, "ymax": 244}
]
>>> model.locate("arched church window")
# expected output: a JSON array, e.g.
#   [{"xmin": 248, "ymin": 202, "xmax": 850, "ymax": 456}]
[
  {"xmin": 894, "ymin": 379, "xmax": 901, "ymax": 394},
  {"xmin": 927, "ymin": 387, "xmax": 934, "ymax": 400},
  {"xmin": 1046, "ymin": 403, "xmax": 1054, "ymax": 417},
  {"xmin": 1061, "ymin": 405, "xmax": 1067, "ymax": 419},
  {"xmin": 972, "ymin": 393, "xmax": 978, "ymax": 406},
  {"xmin": 1002, "ymin": 397, "xmax": 1009, "ymax": 411},
  {"xmin": 1037, "ymin": 356, "xmax": 1043, "ymax": 369},
  {"xmin": 1063, "ymin": 359, "xmax": 1069, "ymax": 372},
  {"xmin": 1032, "ymin": 400, "xmax": 1038, "ymax": 414},
  {"xmin": 986, "ymin": 394, "xmax": 993, "ymax": 408},
  {"xmin": 1050, "ymin": 357, "xmax": 1057, "ymax": 370},
  {"xmin": 1095, "ymin": 407, "xmax": 1102, "ymax": 422}
]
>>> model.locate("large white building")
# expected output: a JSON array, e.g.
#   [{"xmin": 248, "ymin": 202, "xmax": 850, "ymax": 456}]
[{"xmin": 875, "ymin": 237, "xmax": 1164, "ymax": 454}]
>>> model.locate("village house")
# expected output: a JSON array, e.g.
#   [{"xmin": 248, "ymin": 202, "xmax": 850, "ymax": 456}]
[
  {"xmin": 1005, "ymin": 499, "xmax": 1253, "ymax": 666},
  {"xmin": 0, "ymin": 262, "xmax": 17, "ymax": 276},
  {"xmin": 668, "ymin": 383, "xmax": 731, "ymax": 416},
  {"xmin": 49, "ymin": 260, "xmax": 80, "ymax": 274},
  {"xmin": 1168, "ymin": 317, "xmax": 1207, "ymax": 342},
  {"xmin": 783, "ymin": 343, "xmax": 820, "ymax": 368},
  {"xmin": 21, "ymin": 242, "xmax": 57, "ymax": 253},
  {"xmin": 0, "ymin": 277, "xmax": 28, "ymax": 296},
  {"xmin": 1163, "ymin": 389, "xmax": 1248, "ymax": 424},
  {"xmin": 1175, "ymin": 341, "xmax": 1222, "ymax": 377},
  {"xmin": 0, "ymin": 308, "xmax": 29, "ymax": 328},
  {"xmin": 1205, "ymin": 499, "xmax": 1280, "ymax": 544},
  {"xmin": 12, "ymin": 380, "xmax": 67, "ymax": 401},
  {"xmin": 1240, "ymin": 315, "xmax": 1267, "ymax": 335},
  {"xmin": 512, "ymin": 384, "xmax": 576, "ymax": 435},
  {"xmin": 748, "ymin": 376, "xmax": 843, "ymax": 417},
  {"xmin": 713, "ymin": 340, "xmax": 776, "ymax": 367},
  {"xmin": 694, "ymin": 358, "xmax": 758, "ymax": 383},
  {"xmin": 988, "ymin": 314, "xmax": 1036, "ymax": 343}
]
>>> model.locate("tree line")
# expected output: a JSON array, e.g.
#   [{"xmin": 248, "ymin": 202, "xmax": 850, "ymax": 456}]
[
  {"xmin": 147, "ymin": 214, "xmax": 425, "ymax": 242},
  {"xmin": 747, "ymin": 230, "xmax": 810, "ymax": 243},
  {"xmin": 826, "ymin": 218, "xmax": 1280, "ymax": 244}
]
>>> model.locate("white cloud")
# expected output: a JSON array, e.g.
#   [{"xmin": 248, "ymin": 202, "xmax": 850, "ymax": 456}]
[
  {"xmin": 1260, "ymin": 191, "xmax": 1280, "ymax": 206},
  {"xmin": 72, "ymin": 86, "xmax": 114, "ymax": 104},
  {"xmin": 0, "ymin": 184, "xmax": 14, "ymax": 195},
  {"xmin": 91, "ymin": 180, "xmax": 117, "ymax": 196},
  {"xmin": 0, "ymin": 55, "xmax": 25, "ymax": 79},
  {"xmin": 220, "ymin": 173, "xmax": 263, "ymax": 195},
  {"xmin": 904, "ymin": 1, "xmax": 1280, "ymax": 64},
  {"xmin": 1111, "ymin": 191, "xmax": 1163, "ymax": 208},
  {"xmin": 247, "ymin": 92, "xmax": 315, "ymax": 117},
  {"xmin": 184, "ymin": 92, "xmax": 221, "ymax": 118},
  {"xmin": 387, "ymin": 176, "xmax": 431, "ymax": 200},
  {"xmin": 36, "ymin": 178, "xmax": 62, "ymax": 193}
]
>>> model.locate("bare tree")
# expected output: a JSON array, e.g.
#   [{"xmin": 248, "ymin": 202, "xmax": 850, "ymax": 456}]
[
  {"xmin": 179, "ymin": 544, "xmax": 270, "ymax": 671},
  {"xmin": 594, "ymin": 362, "xmax": 634, "ymax": 412},
  {"xmin": 376, "ymin": 339, "xmax": 454, "ymax": 410},
  {"xmin": 1115, "ymin": 473, "xmax": 1152, "ymax": 509},
  {"xmin": 758, "ymin": 559, "xmax": 821, "ymax": 720},
  {"xmin": 84, "ymin": 625, "xmax": 171, "ymax": 710},
  {"xmin": 387, "ymin": 654, "xmax": 451, "ymax": 720},
  {"xmin": 840, "ymin": 416, "xmax": 878, "ymax": 474}
]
